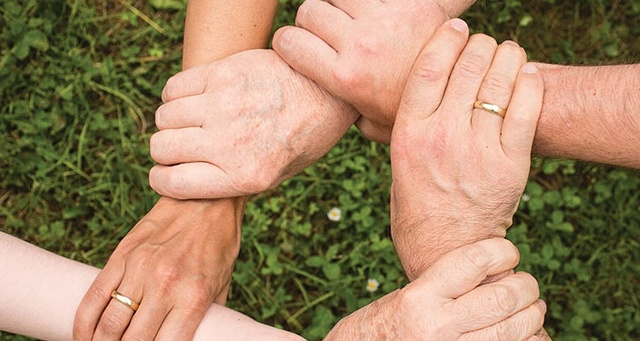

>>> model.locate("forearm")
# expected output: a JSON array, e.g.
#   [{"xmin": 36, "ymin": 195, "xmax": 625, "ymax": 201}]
[
  {"xmin": 170, "ymin": 0, "xmax": 279, "ymax": 258},
  {"xmin": 533, "ymin": 63, "xmax": 640, "ymax": 169},
  {"xmin": 325, "ymin": 290, "xmax": 401, "ymax": 340},
  {"xmin": 183, "ymin": 0, "xmax": 278, "ymax": 69},
  {"xmin": 0, "ymin": 232, "xmax": 302, "ymax": 341}
]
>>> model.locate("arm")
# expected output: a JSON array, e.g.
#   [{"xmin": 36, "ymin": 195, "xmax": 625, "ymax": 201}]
[
  {"xmin": 0, "ymin": 232, "xmax": 303, "ymax": 341},
  {"xmin": 73, "ymin": 2, "xmax": 280, "ymax": 340},
  {"xmin": 273, "ymin": 0, "xmax": 640, "ymax": 170},
  {"xmin": 182, "ymin": 0, "xmax": 278, "ymax": 68},
  {"xmin": 532, "ymin": 63, "xmax": 640, "ymax": 169},
  {"xmin": 0, "ymin": 232, "xmax": 542, "ymax": 341},
  {"xmin": 327, "ymin": 19, "xmax": 550, "ymax": 339}
]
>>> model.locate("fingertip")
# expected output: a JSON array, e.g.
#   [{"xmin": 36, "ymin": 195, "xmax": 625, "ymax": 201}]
[
  {"xmin": 449, "ymin": 18, "xmax": 468, "ymax": 33},
  {"xmin": 272, "ymin": 26, "xmax": 295, "ymax": 52},
  {"xmin": 521, "ymin": 63, "xmax": 538, "ymax": 75}
]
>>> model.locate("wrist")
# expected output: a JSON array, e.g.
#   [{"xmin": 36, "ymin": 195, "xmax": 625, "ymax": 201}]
[
  {"xmin": 325, "ymin": 290, "xmax": 401, "ymax": 340},
  {"xmin": 392, "ymin": 214, "xmax": 507, "ymax": 280}
]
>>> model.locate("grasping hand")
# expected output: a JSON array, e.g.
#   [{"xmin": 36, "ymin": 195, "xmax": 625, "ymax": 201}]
[
  {"xmin": 149, "ymin": 49, "xmax": 358, "ymax": 199},
  {"xmin": 388, "ymin": 18, "xmax": 543, "ymax": 279},
  {"xmin": 326, "ymin": 238, "xmax": 546, "ymax": 340},
  {"xmin": 273, "ymin": 0, "xmax": 476, "ymax": 143},
  {"xmin": 73, "ymin": 197, "xmax": 243, "ymax": 340}
]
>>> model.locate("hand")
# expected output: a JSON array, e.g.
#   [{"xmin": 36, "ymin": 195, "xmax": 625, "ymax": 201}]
[
  {"xmin": 386, "ymin": 19, "xmax": 543, "ymax": 279},
  {"xmin": 73, "ymin": 197, "xmax": 244, "ymax": 340},
  {"xmin": 273, "ymin": 0, "xmax": 476, "ymax": 143},
  {"xmin": 326, "ymin": 238, "xmax": 546, "ymax": 340},
  {"xmin": 149, "ymin": 49, "xmax": 358, "ymax": 199}
]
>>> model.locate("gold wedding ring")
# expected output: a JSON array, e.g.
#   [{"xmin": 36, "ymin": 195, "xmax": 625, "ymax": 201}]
[
  {"xmin": 110, "ymin": 290, "xmax": 140, "ymax": 311},
  {"xmin": 473, "ymin": 100, "xmax": 507, "ymax": 118}
]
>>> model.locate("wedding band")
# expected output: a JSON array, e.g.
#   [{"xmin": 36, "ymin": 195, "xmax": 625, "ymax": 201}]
[
  {"xmin": 473, "ymin": 100, "xmax": 507, "ymax": 118},
  {"xmin": 110, "ymin": 290, "xmax": 140, "ymax": 311}
]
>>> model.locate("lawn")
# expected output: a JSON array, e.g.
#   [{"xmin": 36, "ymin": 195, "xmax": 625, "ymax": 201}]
[{"xmin": 1, "ymin": 0, "xmax": 639, "ymax": 340}]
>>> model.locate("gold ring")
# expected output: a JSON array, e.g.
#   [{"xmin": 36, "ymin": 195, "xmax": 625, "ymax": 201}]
[
  {"xmin": 110, "ymin": 290, "xmax": 140, "ymax": 311},
  {"xmin": 473, "ymin": 100, "xmax": 507, "ymax": 118}
]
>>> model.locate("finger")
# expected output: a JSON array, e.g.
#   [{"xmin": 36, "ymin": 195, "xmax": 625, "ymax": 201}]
[
  {"xmin": 272, "ymin": 26, "xmax": 338, "ymax": 94},
  {"xmin": 295, "ymin": 0, "xmax": 353, "ymax": 50},
  {"xmin": 439, "ymin": 33, "xmax": 498, "ymax": 123},
  {"xmin": 472, "ymin": 40, "xmax": 527, "ymax": 142},
  {"xmin": 417, "ymin": 238, "xmax": 520, "ymax": 298},
  {"xmin": 154, "ymin": 306, "xmax": 208, "ymax": 341},
  {"xmin": 459, "ymin": 299, "xmax": 547, "ymax": 341},
  {"xmin": 501, "ymin": 63, "xmax": 544, "ymax": 159},
  {"xmin": 155, "ymin": 97, "xmax": 209, "ymax": 130},
  {"xmin": 324, "ymin": 0, "xmax": 377, "ymax": 18},
  {"xmin": 149, "ymin": 163, "xmax": 238, "ymax": 199},
  {"xmin": 122, "ymin": 296, "xmax": 172, "ymax": 341},
  {"xmin": 93, "ymin": 273, "xmax": 144, "ymax": 340},
  {"xmin": 149, "ymin": 128, "xmax": 216, "ymax": 165},
  {"xmin": 451, "ymin": 272, "xmax": 540, "ymax": 331},
  {"xmin": 73, "ymin": 260, "xmax": 125, "ymax": 340},
  {"xmin": 534, "ymin": 327, "xmax": 553, "ymax": 341},
  {"xmin": 395, "ymin": 18, "xmax": 469, "ymax": 125},
  {"xmin": 93, "ymin": 292, "xmax": 140, "ymax": 340},
  {"xmin": 161, "ymin": 64, "xmax": 209, "ymax": 102}
]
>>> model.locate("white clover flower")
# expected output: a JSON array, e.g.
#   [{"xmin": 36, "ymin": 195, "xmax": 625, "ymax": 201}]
[
  {"xmin": 521, "ymin": 194, "xmax": 531, "ymax": 202},
  {"xmin": 327, "ymin": 207, "xmax": 342, "ymax": 222},
  {"xmin": 366, "ymin": 278, "xmax": 380, "ymax": 293}
]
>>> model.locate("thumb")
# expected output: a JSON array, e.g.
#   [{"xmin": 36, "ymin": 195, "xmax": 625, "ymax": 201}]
[{"xmin": 396, "ymin": 18, "xmax": 468, "ymax": 125}]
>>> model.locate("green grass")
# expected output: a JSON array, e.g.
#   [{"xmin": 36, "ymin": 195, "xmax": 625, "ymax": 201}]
[{"xmin": 1, "ymin": 0, "xmax": 639, "ymax": 340}]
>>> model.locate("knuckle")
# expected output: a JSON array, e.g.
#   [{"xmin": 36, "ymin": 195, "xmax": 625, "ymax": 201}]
[
  {"xmin": 154, "ymin": 260, "xmax": 182, "ymax": 286},
  {"xmin": 491, "ymin": 284, "xmax": 518, "ymax": 315},
  {"xmin": 351, "ymin": 34, "xmax": 384, "ymax": 57},
  {"xmin": 235, "ymin": 169, "xmax": 275, "ymax": 195},
  {"xmin": 460, "ymin": 243, "xmax": 493, "ymax": 271},
  {"xmin": 332, "ymin": 64, "xmax": 365, "ymax": 92},
  {"xmin": 456, "ymin": 53, "xmax": 489, "ymax": 78},
  {"xmin": 85, "ymin": 284, "xmax": 111, "ymax": 306},
  {"xmin": 481, "ymin": 73, "xmax": 514, "ymax": 96},
  {"xmin": 493, "ymin": 319, "xmax": 513, "ymax": 341},
  {"xmin": 99, "ymin": 311, "xmax": 129, "ymax": 335},
  {"xmin": 413, "ymin": 54, "xmax": 449, "ymax": 83}
]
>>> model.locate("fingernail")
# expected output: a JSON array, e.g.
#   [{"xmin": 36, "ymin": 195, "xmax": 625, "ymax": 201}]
[
  {"xmin": 502, "ymin": 40, "xmax": 520, "ymax": 47},
  {"xmin": 527, "ymin": 336, "xmax": 539, "ymax": 341},
  {"xmin": 450, "ymin": 18, "xmax": 467, "ymax": 32},
  {"xmin": 522, "ymin": 63, "xmax": 538, "ymax": 74}
]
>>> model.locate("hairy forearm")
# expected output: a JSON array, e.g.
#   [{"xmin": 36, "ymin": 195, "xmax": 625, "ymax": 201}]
[
  {"xmin": 325, "ymin": 290, "xmax": 401, "ymax": 340},
  {"xmin": 533, "ymin": 63, "xmax": 640, "ymax": 169}
]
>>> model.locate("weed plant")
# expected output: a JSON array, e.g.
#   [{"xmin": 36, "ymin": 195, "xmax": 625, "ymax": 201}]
[{"xmin": 1, "ymin": 0, "xmax": 639, "ymax": 340}]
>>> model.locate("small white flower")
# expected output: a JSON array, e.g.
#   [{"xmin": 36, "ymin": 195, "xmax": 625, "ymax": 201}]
[
  {"xmin": 366, "ymin": 278, "xmax": 380, "ymax": 293},
  {"xmin": 327, "ymin": 207, "xmax": 342, "ymax": 222},
  {"xmin": 521, "ymin": 194, "xmax": 531, "ymax": 202}
]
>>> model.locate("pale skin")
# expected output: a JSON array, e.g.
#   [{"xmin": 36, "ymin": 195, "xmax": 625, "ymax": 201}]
[
  {"xmin": 73, "ymin": 0, "xmax": 279, "ymax": 340},
  {"xmin": 0, "ymin": 232, "xmax": 541, "ymax": 341}
]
